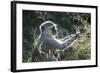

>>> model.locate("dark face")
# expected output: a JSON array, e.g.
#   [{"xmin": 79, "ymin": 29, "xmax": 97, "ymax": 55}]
[
  {"xmin": 50, "ymin": 26, "xmax": 57, "ymax": 35},
  {"xmin": 40, "ymin": 21, "xmax": 58, "ymax": 35}
]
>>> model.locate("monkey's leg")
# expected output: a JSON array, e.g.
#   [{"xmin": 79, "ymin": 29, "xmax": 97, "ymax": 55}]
[
  {"xmin": 46, "ymin": 49, "xmax": 58, "ymax": 61},
  {"xmin": 56, "ymin": 52, "xmax": 61, "ymax": 60},
  {"xmin": 54, "ymin": 50, "xmax": 61, "ymax": 61}
]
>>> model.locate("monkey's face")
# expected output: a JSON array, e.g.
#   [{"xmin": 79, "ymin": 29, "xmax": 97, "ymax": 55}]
[
  {"xmin": 48, "ymin": 25, "xmax": 57, "ymax": 35},
  {"xmin": 40, "ymin": 21, "xmax": 58, "ymax": 36}
]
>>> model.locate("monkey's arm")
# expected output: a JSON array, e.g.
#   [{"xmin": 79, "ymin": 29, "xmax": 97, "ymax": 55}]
[
  {"xmin": 61, "ymin": 34, "xmax": 74, "ymax": 41},
  {"xmin": 62, "ymin": 32, "xmax": 79, "ymax": 51},
  {"xmin": 42, "ymin": 32, "xmax": 79, "ymax": 50},
  {"xmin": 62, "ymin": 35, "xmax": 76, "ymax": 51},
  {"xmin": 44, "ymin": 35, "xmax": 75, "ymax": 50},
  {"xmin": 45, "ymin": 37, "xmax": 65, "ymax": 50}
]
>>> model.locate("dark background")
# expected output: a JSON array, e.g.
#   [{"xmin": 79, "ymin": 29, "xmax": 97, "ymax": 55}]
[{"xmin": 22, "ymin": 10, "xmax": 91, "ymax": 62}]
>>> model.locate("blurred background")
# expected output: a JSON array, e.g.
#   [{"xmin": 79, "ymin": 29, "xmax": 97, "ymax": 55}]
[{"xmin": 22, "ymin": 10, "xmax": 91, "ymax": 62}]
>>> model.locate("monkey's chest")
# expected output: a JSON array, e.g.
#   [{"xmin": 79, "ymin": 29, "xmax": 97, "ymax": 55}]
[{"xmin": 39, "ymin": 36, "xmax": 59, "ymax": 53}]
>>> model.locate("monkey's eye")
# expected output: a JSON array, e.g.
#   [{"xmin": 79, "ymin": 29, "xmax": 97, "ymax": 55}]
[
  {"xmin": 52, "ymin": 27, "xmax": 55, "ymax": 30},
  {"xmin": 50, "ymin": 26, "xmax": 55, "ymax": 30},
  {"xmin": 51, "ymin": 27, "xmax": 57, "ymax": 33}
]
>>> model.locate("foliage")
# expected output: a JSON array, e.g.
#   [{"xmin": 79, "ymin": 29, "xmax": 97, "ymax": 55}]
[{"xmin": 22, "ymin": 10, "xmax": 91, "ymax": 62}]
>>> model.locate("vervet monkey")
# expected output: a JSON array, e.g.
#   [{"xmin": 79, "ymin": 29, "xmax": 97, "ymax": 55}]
[{"xmin": 32, "ymin": 21, "xmax": 79, "ymax": 61}]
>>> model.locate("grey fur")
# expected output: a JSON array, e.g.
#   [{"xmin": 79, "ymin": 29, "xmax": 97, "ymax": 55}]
[{"xmin": 32, "ymin": 21, "xmax": 79, "ymax": 61}]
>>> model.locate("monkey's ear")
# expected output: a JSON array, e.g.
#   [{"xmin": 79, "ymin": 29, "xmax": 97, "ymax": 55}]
[
  {"xmin": 41, "ymin": 26, "xmax": 44, "ymax": 31},
  {"xmin": 40, "ymin": 25, "xmax": 44, "ymax": 31}
]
